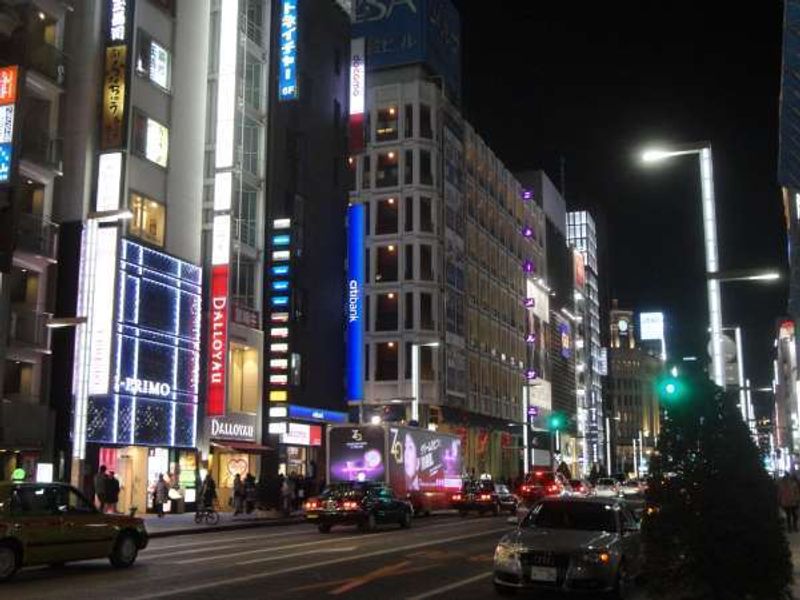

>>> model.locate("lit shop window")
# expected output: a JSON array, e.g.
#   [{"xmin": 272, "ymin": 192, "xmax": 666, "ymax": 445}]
[
  {"xmin": 376, "ymin": 151, "xmax": 398, "ymax": 188},
  {"xmin": 229, "ymin": 344, "xmax": 259, "ymax": 413},
  {"xmin": 133, "ymin": 112, "xmax": 169, "ymax": 167},
  {"xmin": 376, "ymin": 106, "xmax": 398, "ymax": 141},
  {"xmin": 130, "ymin": 193, "xmax": 165, "ymax": 247},
  {"xmin": 136, "ymin": 31, "xmax": 171, "ymax": 90}
]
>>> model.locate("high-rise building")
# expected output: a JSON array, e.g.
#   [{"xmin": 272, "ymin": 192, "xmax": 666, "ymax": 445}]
[
  {"xmin": 51, "ymin": 0, "xmax": 209, "ymax": 509},
  {"xmin": 607, "ymin": 301, "xmax": 661, "ymax": 476},
  {"xmin": 0, "ymin": 0, "xmax": 68, "ymax": 481},
  {"xmin": 567, "ymin": 210, "xmax": 605, "ymax": 474},
  {"xmin": 261, "ymin": 0, "xmax": 351, "ymax": 479},
  {"xmin": 351, "ymin": 0, "xmax": 546, "ymax": 478}
]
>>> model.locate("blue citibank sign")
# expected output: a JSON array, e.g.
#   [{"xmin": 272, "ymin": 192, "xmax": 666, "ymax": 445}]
[{"xmin": 346, "ymin": 204, "xmax": 365, "ymax": 402}]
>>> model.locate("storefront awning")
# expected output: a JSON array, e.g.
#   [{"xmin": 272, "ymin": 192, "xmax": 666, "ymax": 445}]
[{"xmin": 211, "ymin": 441, "xmax": 273, "ymax": 453}]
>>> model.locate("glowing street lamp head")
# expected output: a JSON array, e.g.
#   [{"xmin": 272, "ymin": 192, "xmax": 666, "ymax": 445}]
[{"xmin": 641, "ymin": 149, "xmax": 673, "ymax": 163}]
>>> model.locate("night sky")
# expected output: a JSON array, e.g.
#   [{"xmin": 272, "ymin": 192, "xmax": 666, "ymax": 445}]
[{"xmin": 453, "ymin": 1, "xmax": 788, "ymax": 391}]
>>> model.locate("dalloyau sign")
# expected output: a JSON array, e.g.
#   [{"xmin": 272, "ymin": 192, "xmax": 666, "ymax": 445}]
[{"xmin": 207, "ymin": 413, "xmax": 257, "ymax": 443}]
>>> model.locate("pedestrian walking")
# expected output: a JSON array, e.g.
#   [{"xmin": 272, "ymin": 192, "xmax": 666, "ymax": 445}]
[
  {"xmin": 280, "ymin": 475, "xmax": 292, "ymax": 516},
  {"xmin": 154, "ymin": 474, "xmax": 169, "ymax": 518},
  {"xmin": 778, "ymin": 471, "xmax": 800, "ymax": 532},
  {"xmin": 233, "ymin": 473, "xmax": 245, "ymax": 515},
  {"xmin": 244, "ymin": 473, "xmax": 257, "ymax": 514},
  {"xmin": 106, "ymin": 471, "xmax": 121, "ymax": 514},
  {"xmin": 94, "ymin": 465, "xmax": 109, "ymax": 512}
]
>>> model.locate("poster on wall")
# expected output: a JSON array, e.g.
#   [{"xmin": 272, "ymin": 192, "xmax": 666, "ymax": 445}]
[
  {"xmin": 387, "ymin": 426, "xmax": 462, "ymax": 497},
  {"xmin": 222, "ymin": 453, "xmax": 249, "ymax": 488},
  {"xmin": 328, "ymin": 426, "xmax": 385, "ymax": 483}
]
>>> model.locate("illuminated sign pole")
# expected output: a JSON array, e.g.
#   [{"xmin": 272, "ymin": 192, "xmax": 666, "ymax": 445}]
[{"xmin": 346, "ymin": 204, "xmax": 365, "ymax": 410}]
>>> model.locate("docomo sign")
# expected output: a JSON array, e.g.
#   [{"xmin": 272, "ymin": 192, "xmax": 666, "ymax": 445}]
[
  {"xmin": 207, "ymin": 265, "xmax": 229, "ymax": 416},
  {"xmin": 349, "ymin": 38, "xmax": 365, "ymax": 115}
]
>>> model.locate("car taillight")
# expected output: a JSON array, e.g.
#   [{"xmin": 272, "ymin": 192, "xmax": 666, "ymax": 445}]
[
  {"xmin": 480, "ymin": 494, "xmax": 491, "ymax": 501},
  {"xmin": 521, "ymin": 485, "xmax": 532, "ymax": 492},
  {"xmin": 341, "ymin": 501, "xmax": 359, "ymax": 510},
  {"xmin": 304, "ymin": 500, "xmax": 318, "ymax": 510},
  {"xmin": 547, "ymin": 485, "xmax": 558, "ymax": 494},
  {"xmin": 452, "ymin": 494, "xmax": 462, "ymax": 501}
]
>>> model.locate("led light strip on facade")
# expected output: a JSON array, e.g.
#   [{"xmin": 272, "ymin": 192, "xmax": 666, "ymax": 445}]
[{"xmin": 268, "ymin": 218, "xmax": 291, "ymax": 434}]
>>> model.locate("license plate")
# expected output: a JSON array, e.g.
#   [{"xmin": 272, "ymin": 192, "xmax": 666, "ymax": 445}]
[
  {"xmin": 306, "ymin": 513, "xmax": 318, "ymax": 519},
  {"xmin": 529, "ymin": 566, "xmax": 557, "ymax": 582}
]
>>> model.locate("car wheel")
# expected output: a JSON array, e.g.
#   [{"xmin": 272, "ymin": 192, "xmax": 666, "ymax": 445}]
[
  {"xmin": 0, "ymin": 543, "xmax": 19, "ymax": 582},
  {"xmin": 109, "ymin": 532, "xmax": 139, "ymax": 568},
  {"xmin": 399, "ymin": 510, "xmax": 412, "ymax": 528},
  {"xmin": 318, "ymin": 523, "xmax": 332, "ymax": 533},
  {"xmin": 493, "ymin": 582, "xmax": 516, "ymax": 596}
]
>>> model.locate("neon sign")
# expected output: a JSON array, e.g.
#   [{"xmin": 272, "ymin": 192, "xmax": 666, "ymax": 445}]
[
  {"xmin": 278, "ymin": 0, "xmax": 299, "ymax": 100},
  {"xmin": 346, "ymin": 204, "xmax": 365, "ymax": 402}
]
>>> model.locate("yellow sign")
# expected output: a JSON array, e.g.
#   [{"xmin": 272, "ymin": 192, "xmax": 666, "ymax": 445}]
[{"xmin": 102, "ymin": 45, "xmax": 127, "ymax": 149}]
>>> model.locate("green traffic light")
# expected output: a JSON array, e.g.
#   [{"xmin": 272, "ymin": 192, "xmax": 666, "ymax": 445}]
[
  {"xmin": 665, "ymin": 382, "xmax": 677, "ymax": 395},
  {"xmin": 548, "ymin": 412, "xmax": 566, "ymax": 431},
  {"xmin": 656, "ymin": 372, "xmax": 688, "ymax": 404}
]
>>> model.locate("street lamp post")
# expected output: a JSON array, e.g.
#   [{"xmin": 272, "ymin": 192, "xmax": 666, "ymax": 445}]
[
  {"xmin": 411, "ymin": 341, "xmax": 439, "ymax": 424},
  {"xmin": 642, "ymin": 144, "xmax": 725, "ymax": 387}
]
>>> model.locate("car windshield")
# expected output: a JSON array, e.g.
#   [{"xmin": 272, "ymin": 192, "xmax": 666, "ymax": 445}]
[
  {"xmin": 320, "ymin": 483, "xmax": 375, "ymax": 499},
  {"xmin": 527, "ymin": 501, "xmax": 618, "ymax": 532},
  {"xmin": 526, "ymin": 472, "xmax": 555, "ymax": 485},
  {"xmin": 597, "ymin": 478, "xmax": 616, "ymax": 486},
  {"xmin": 495, "ymin": 484, "xmax": 509, "ymax": 494}
]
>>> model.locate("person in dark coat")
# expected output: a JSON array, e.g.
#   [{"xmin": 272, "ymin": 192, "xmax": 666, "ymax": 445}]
[
  {"xmin": 199, "ymin": 474, "xmax": 217, "ymax": 510},
  {"xmin": 106, "ymin": 471, "xmax": 121, "ymax": 514},
  {"xmin": 244, "ymin": 473, "xmax": 257, "ymax": 514},
  {"xmin": 154, "ymin": 474, "xmax": 169, "ymax": 518}
]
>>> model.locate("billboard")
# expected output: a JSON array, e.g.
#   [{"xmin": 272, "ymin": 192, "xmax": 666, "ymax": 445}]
[
  {"xmin": 346, "ymin": 204, "xmax": 366, "ymax": 402},
  {"xmin": 329, "ymin": 426, "xmax": 386, "ymax": 483},
  {"xmin": 387, "ymin": 426, "xmax": 461, "ymax": 497},
  {"xmin": 639, "ymin": 312, "xmax": 665, "ymax": 341},
  {"xmin": 353, "ymin": 0, "xmax": 461, "ymax": 102}
]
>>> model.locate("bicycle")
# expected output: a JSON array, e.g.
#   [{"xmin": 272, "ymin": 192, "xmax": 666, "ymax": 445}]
[{"xmin": 194, "ymin": 502, "xmax": 220, "ymax": 525}]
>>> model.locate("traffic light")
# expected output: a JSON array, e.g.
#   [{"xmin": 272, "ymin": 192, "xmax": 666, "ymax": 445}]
[
  {"xmin": 547, "ymin": 411, "xmax": 567, "ymax": 431},
  {"xmin": 656, "ymin": 370, "xmax": 688, "ymax": 404}
]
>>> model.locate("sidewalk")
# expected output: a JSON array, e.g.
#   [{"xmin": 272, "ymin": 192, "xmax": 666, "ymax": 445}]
[
  {"xmin": 140, "ymin": 509, "xmax": 304, "ymax": 538},
  {"xmin": 791, "ymin": 534, "xmax": 800, "ymax": 598}
]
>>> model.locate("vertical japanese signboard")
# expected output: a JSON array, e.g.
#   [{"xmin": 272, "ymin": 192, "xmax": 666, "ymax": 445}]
[
  {"xmin": 278, "ymin": 0, "xmax": 299, "ymax": 100},
  {"xmin": 349, "ymin": 37, "xmax": 365, "ymax": 153},
  {"xmin": 0, "ymin": 66, "xmax": 19, "ymax": 184},
  {"xmin": 101, "ymin": 45, "xmax": 128, "ymax": 150}
]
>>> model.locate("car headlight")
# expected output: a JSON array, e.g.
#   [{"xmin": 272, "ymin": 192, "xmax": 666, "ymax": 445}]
[
  {"xmin": 494, "ymin": 543, "xmax": 524, "ymax": 573},
  {"xmin": 580, "ymin": 549, "xmax": 612, "ymax": 565}
]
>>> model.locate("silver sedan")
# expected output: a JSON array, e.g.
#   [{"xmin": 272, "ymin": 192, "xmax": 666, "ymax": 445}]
[{"xmin": 493, "ymin": 497, "xmax": 641, "ymax": 597}]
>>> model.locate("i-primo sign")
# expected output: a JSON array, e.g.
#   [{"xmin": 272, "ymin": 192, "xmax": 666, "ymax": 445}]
[{"xmin": 121, "ymin": 377, "xmax": 171, "ymax": 397}]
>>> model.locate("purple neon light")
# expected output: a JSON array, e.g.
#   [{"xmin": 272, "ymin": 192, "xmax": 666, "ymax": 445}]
[
  {"xmin": 522, "ymin": 189, "xmax": 533, "ymax": 201},
  {"xmin": 523, "ymin": 260, "xmax": 535, "ymax": 273},
  {"xmin": 525, "ymin": 333, "xmax": 536, "ymax": 344},
  {"xmin": 525, "ymin": 369, "xmax": 537, "ymax": 380},
  {"xmin": 522, "ymin": 226, "xmax": 534, "ymax": 238},
  {"xmin": 523, "ymin": 297, "xmax": 535, "ymax": 308}
]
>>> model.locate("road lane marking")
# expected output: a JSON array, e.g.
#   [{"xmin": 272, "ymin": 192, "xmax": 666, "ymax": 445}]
[
  {"xmin": 164, "ymin": 518, "xmax": 490, "ymax": 564},
  {"xmin": 129, "ymin": 526, "xmax": 509, "ymax": 599},
  {"xmin": 145, "ymin": 528, "xmax": 301, "ymax": 551},
  {"xmin": 405, "ymin": 570, "xmax": 493, "ymax": 600}
]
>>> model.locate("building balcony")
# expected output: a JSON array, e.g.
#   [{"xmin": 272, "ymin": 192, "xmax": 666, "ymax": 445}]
[
  {"xmin": 20, "ymin": 132, "xmax": 63, "ymax": 173},
  {"xmin": 15, "ymin": 212, "xmax": 58, "ymax": 262},
  {"xmin": 8, "ymin": 306, "xmax": 52, "ymax": 353}
]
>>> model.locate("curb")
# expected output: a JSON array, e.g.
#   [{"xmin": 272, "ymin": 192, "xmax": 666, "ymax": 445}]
[{"xmin": 147, "ymin": 516, "xmax": 305, "ymax": 538}]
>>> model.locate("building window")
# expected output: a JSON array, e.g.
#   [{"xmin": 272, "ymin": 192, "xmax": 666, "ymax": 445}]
[
  {"xmin": 365, "ymin": 295, "xmax": 370, "ymax": 332},
  {"xmin": 365, "ymin": 200, "xmax": 371, "ymax": 235},
  {"xmin": 376, "ymin": 106, "xmax": 398, "ymax": 141},
  {"xmin": 362, "ymin": 155, "xmax": 371, "ymax": 190},
  {"xmin": 376, "ymin": 151, "xmax": 399, "ymax": 188},
  {"xmin": 132, "ymin": 112, "xmax": 169, "ymax": 167},
  {"xmin": 420, "ymin": 104, "xmax": 432, "ymax": 139},
  {"xmin": 375, "ymin": 197, "xmax": 398, "ymax": 234},
  {"xmin": 376, "ymin": 342, "xmax": 398, "ymax": 381},
  {"xmin": 420, "ymin": 196, "xmax": 433, "ymax": 232},
  {"xmin": 375, "ymin": 245, "xmax": 398, "ymax": 282},
  {"xmin": 229, "ymin": 344, "xmax": 259, "ymax": 413},
  {"xmin": 404, "ymin": 104, "xmax": 413, "ymax": 138},
  {"xmin": 238, "ymin": 116, "xmax": 260, "ymax": 176},
  {"xmin": 405, "ymin": 292, "xmax": 414, "ymax": 329},
  {"xmin": 234, "ymin": 184, "xmax": 258, "ymax": 247},
  {"xmin": 232, "ymin": 256, "xmax": 257, "ymax": 308},
  {"xmin": 375, "ymin": 292, "xmax": 399, "ymax": 331},
  {"xmin": 420, "ymin": 149, "xmax": 433, "ymax": 185},
  {"xmin": 420, "ymin": 292, "xmax": 434, "ymax": 330},
  {"xmin": 136, "ymin": 30, "xmax": 171, "ymax": 90},
  {"xmin": 244, "ymin": 60, "xmax": 263, "ymax": 110},
  {"xmin": 130, "ymin": 193, "xmax": 166, "ymax": 247},
  {"xmin": 405, "ymin": 343, "xmax": 434, "ymax": 379},
  {"xmin": 420, "ymin": 244, "xmax": 433, "ymax": 280},
  {"xmin": 404, "ymin": 244, "xmax": 414, "ymax": 280},
  {"xmin": 404, "ymin": 196, "xmax": 414, "ymax": 232},
  {"xmin": 404, "ymin": 149, "xmax": 413, "ymax": 185}
]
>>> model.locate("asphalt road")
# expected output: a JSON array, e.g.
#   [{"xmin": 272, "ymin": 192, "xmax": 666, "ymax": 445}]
[{"xmin": 5, "ymin": 514, "xmax": 522, "ymax": 600}]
